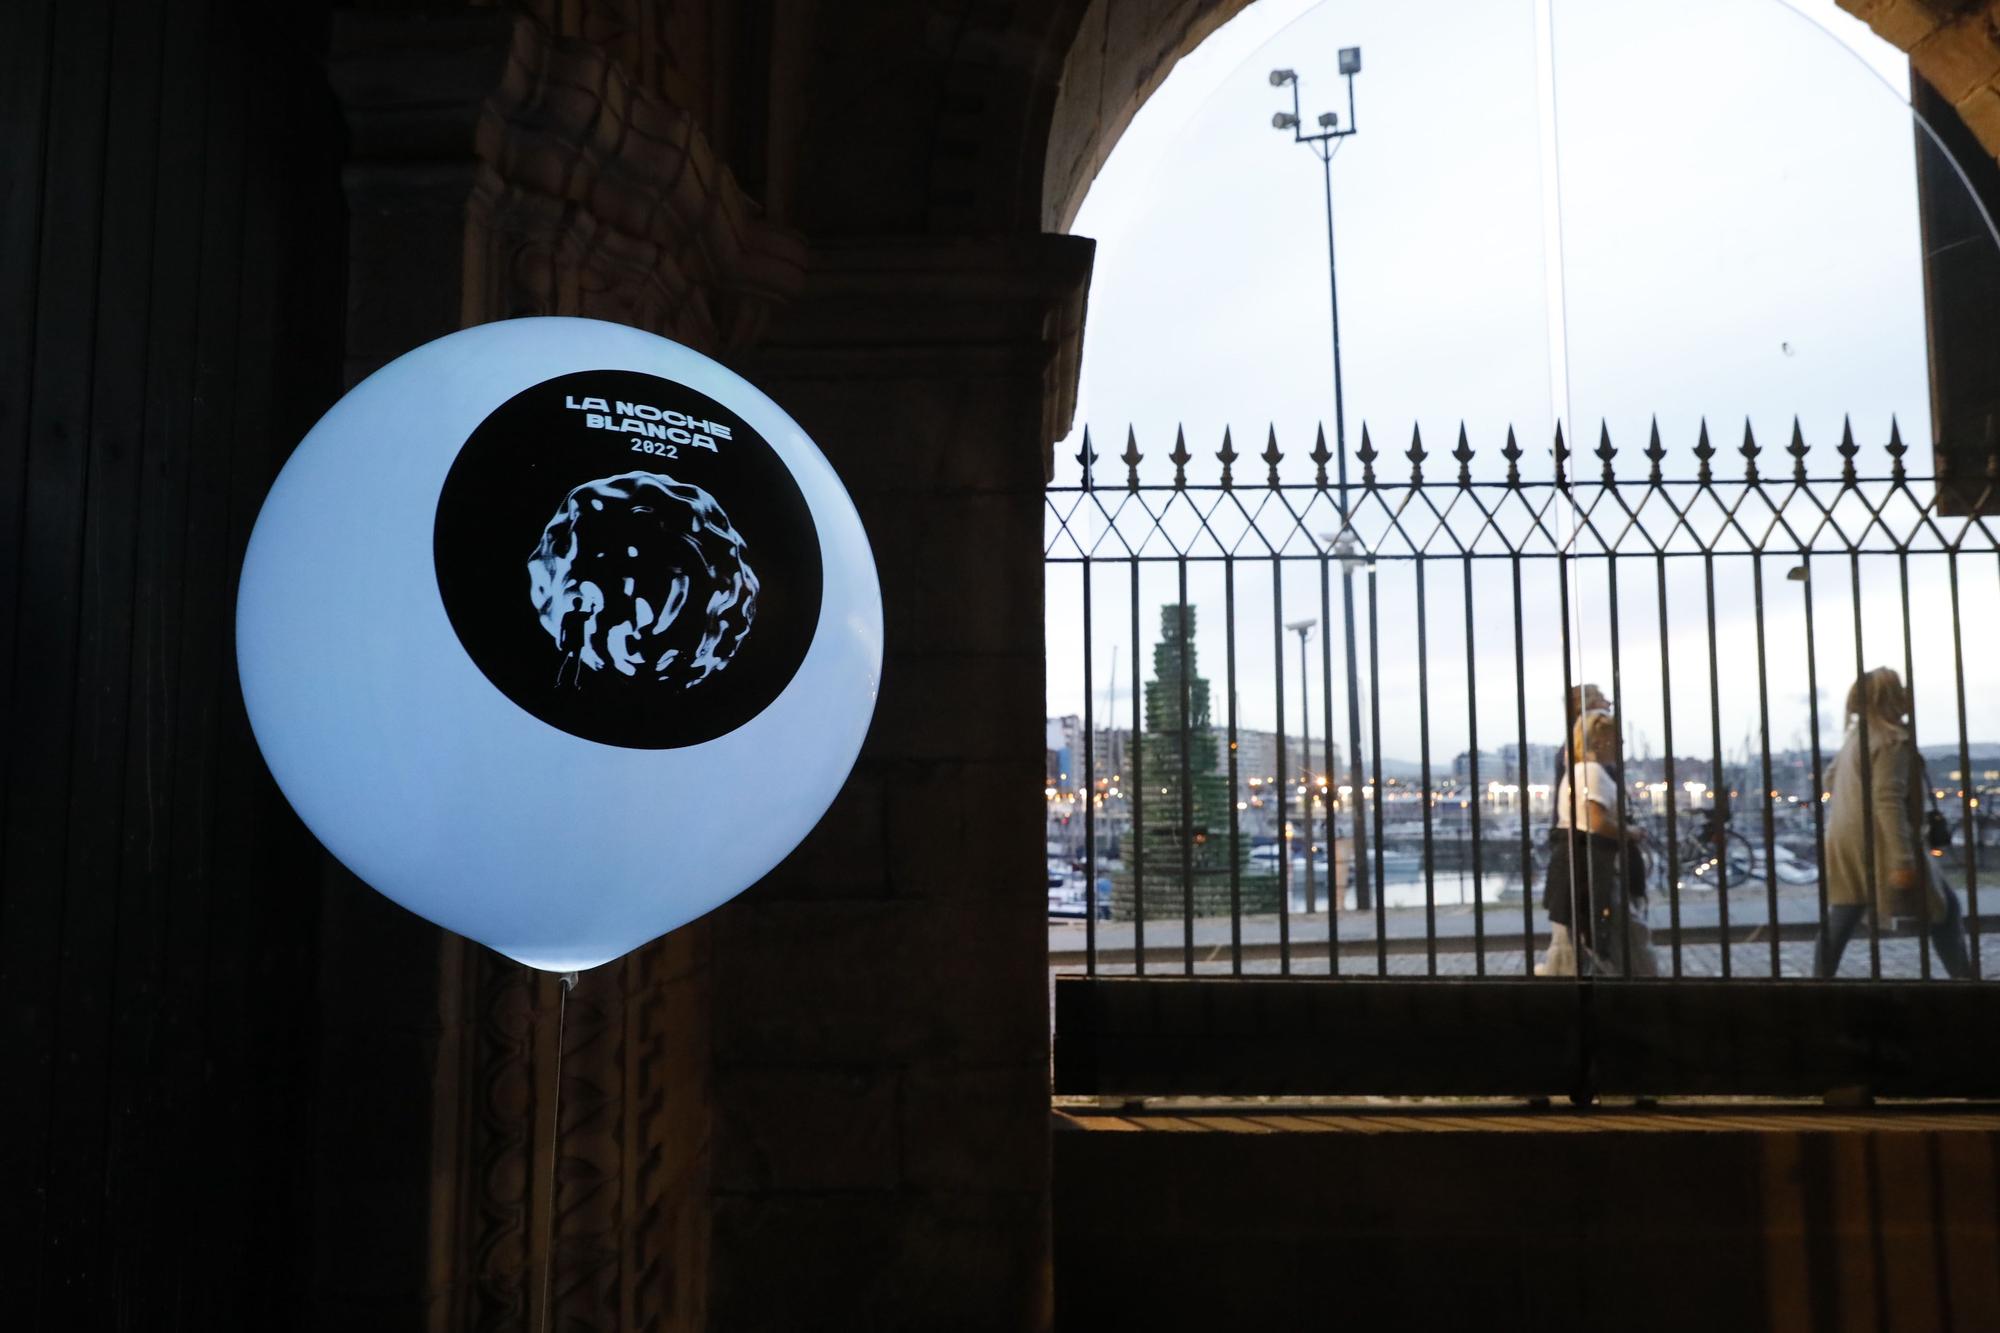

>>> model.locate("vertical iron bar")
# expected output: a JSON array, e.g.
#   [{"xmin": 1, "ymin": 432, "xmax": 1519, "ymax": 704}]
[
  {"xmin": 1272, "ymin": 559, "xmax": 1291, "ymax": 974},
  {"xmin": 1655, "ymin": 556, "xmax": 1682, "ymax": 978},
  {"xmin": 1416, "ymin": 560, "xmax": 1437, "ymax": 974},
  {"xmin": 1464, "ymin": 557, "xmax": 1485, "ymax": 973},
  {"xmin": 1226, "ymin": 559, "xmax": 1243, "ymax": 975},
  {"xmin": 1131, "ymin": 561, "xmax": 1146, "ymax": 975},
  {"xmin": 1852, "ymin": 552, "xmax": 1881, "ymax": 980},
  {"xmin": 1704, "ymin": 553, "xmax": 1731, "ymax": 977},
  {"xmin": 1342, "ymin": 563, "xmax": 1372, "ymax": 919},
  {"xmin": 1557, "ymin": 524, "xmax": 1580, "ymax": 971},
  {"xmin": 1082, "ymin": 559, "xmax": 1097, "ymax": 973},
  {"xmin": 1370, "ymin": 559, "xmax": 1388, "ymax": 974},
  {"xmin": 1321, "ymin": 553, "xmax": 1340, "ymax": 973},
  {"xmin": 1178, "ymin": 563, "xmax": 1196, "ymax": 975},
  {"xmin": 1607, "ymin": 553, "xmax": 1634, "ymax": 974},
  {"xmin": 1801, "ymin": 554, "xmax": 1829, "ymax": 978},
  {"xmin": 1513, "ymin": 555, "xmax": 1534, "ymax": 975},
  {"xmin": 1752, "ymin": 556, "xmax": 1781, "ymax": 978},
  {"xmin": 1900, "ymin": 552, "xmax": 1930, "ymax": 979},
  {"xmin": 1297, "ymin": 631, "xmax": 1315, "ymax": 918},
  {"xmin": 1949, "ymin": 553, "xmax": 1980, "ymax": 977}
]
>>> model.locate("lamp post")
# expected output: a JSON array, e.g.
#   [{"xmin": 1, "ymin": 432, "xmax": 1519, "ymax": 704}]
[
  {"xmin": 1272, "ymin": 49, "xmax": 1372, "ymax": 911},
  {"xmin": 1286, "ymin": 618, "xmax": 1318, "ymax": 913}
]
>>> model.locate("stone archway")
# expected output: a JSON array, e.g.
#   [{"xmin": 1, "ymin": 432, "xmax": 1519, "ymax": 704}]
[
  {"xmin": 1032, "ymin": 0, "xmax": 2000, "ymax": 504},
  {"xmin": 1040, "ymin": 0, "xmax": 2000, "ymax": 242}
]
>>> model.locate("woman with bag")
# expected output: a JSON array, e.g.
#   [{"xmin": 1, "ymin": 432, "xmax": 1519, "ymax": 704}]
[
  {"xmin": 1815, "ymin": 667, "xmax": 1972, "ymax": 979},
  {"xmin": 1539, "ymin": 708, "xmax": 1656, "ymax": 976}
]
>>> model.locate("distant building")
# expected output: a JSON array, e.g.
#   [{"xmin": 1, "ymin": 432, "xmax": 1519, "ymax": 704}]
[
  {"xmin": 1451, "ymin": 749, "xmax": 1502, "ymax": 786},
  {"xmin": 1229, "ymin": 729, "xmax": 1330, "ymax": 789},
  {"xmin": 1046, "ymin": 715, "xmax": 1081, "ymax": 791},
  {"xmin": 1497, "ymin": 741, "xmax": 1563, "ymax": 784}
]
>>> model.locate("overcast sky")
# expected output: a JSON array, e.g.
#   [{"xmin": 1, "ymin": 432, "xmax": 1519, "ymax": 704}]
[{"xmin": 1045, "ymin": 0, "xmax": 2000, "ymax": 769}]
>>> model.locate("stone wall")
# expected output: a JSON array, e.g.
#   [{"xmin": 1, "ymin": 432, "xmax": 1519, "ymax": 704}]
[
  {"xmin": 719, "ymin": 234, "xmax": 1092, "ymax": 1331},
  {"xmin": 1055, "ymin": 1106, "xmax": 2000, "ymax": 1329},
  {"xmin": 1842, "ymin": 0, "xmax": 2000, "ymax": 154}
]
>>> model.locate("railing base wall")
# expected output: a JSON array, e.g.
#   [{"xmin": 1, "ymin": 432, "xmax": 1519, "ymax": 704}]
[{"xmin": 1054, "ymin": 976, "xmax": 2000, "ymax": 1100}]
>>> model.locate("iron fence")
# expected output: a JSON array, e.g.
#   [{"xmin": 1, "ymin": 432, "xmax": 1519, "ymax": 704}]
[{"xmin": 1045, "ymin": 418, "xmax": 2000, "ymax": 983}]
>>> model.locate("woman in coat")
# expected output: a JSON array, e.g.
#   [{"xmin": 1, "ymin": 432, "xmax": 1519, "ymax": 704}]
[
  {"xmin": 1540, "ymin": 708, "xmax": 1655, "ymax": 976},
  {"xmin": 1816, "ymin": 667, "xmax": 1972, "ymax": 979}
]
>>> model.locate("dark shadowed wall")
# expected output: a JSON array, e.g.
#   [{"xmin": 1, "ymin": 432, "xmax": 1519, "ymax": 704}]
[{"xmin": 0, "ymin": 0, "xmax": 345, "ymax": 1321}]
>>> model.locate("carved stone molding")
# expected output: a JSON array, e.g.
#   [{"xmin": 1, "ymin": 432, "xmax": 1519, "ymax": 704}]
[
  {"xmin": 332, "ymin": 7, "xmax": 804, "ymax": 364},
  {"xmin": 435, "ymin": 928, "xmax": 710, "ymax": 1333},
  {"xmin": 469, "ymin": 12, "xmax": 805, "ymax": 346},
  {"xmin": 747, "ymin": 234, "xmax": 1095, "ymax": 471}
]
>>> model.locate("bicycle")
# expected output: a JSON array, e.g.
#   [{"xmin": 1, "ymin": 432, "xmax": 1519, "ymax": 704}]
[{"xmin": 1642, "ymin": 805, "xmax": 1759, "ymax": 893}]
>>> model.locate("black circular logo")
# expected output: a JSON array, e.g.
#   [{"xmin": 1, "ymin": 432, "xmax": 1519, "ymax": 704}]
[{"xmin": 434, "ymin": 369, "xmax": 822, "ymax": 748}]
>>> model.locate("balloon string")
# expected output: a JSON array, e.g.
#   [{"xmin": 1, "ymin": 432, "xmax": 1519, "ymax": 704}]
[{"xmin": 541, "ymin": 970, "xmax": 576, "ymax": 1333}]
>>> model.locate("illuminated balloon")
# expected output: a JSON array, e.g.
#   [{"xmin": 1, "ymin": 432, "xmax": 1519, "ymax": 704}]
[{"xmin": 237, "ymin": 317, "xmax": 881, "ymax": 971}]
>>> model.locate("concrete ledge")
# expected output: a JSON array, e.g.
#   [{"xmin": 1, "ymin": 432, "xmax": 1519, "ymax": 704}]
[{"xmin": 1054, "ymin": 1103, "xmax": 2000, "ymax": 1330}]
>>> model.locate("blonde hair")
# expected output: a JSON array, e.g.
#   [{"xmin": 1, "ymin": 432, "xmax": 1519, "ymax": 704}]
[
  {"xmin": 1567, "ymin": 684, "xmax": 1607, "ymax": 726},
  {"xmin": 1571, "ymin": 708, "xmax": 1616, "ymax": 762},
  {"xmin": 1845, "ymin": 667, "xmax": 1910, "ymax": 739}
]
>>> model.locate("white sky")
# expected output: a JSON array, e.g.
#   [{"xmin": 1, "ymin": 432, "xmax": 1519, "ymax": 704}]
[{"xmin": 1045, "ymin": 0, "xmax": 2000, "ymax": 768}]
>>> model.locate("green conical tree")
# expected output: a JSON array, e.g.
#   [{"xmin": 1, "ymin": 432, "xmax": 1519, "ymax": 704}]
[{"xmin": 1114, "ymin": 604, "xmax": 1279, "ymax": 921}]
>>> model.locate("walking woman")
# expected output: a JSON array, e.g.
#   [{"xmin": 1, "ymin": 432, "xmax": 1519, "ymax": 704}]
[
  {"xmin": 1816, "ymin": 667, "xmax": 1972, "ymax": 979},
  {"xmin": 1540, "ymin": 708, "xmax": 1656, "ymax": 976}
]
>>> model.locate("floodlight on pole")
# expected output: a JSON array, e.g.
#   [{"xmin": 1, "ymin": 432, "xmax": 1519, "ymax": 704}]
[{"xmin": 1263, "ymin": 47, "xmax": 1371, "ymax": 911}]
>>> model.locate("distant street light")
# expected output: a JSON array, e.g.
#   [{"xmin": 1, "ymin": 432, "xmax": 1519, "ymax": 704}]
[
  {"xmin": 1286, "ymin": 618, "xmax": 1319, "ymax": 913},
  {"xmin": 1270, "ymin": 50, "xmax": 1372, "ymax": 911}
]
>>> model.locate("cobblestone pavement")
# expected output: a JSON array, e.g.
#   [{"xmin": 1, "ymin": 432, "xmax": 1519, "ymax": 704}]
[
  {"xmin": 1046, "ymin": 935, "xmax": 1979, "ymax": 1041},
  {"xmin": 1065, "ymin": 935, "xmax": 1951, "ymax": 979},
  {"xmin": 1053, "ymin": 881, "xmax": 1994, "ymax": 981}
]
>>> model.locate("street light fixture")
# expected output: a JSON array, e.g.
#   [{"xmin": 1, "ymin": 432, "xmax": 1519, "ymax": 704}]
[{"xmin": 1269, "ymin": 49, "xmax": 1373, "ymax": 911}]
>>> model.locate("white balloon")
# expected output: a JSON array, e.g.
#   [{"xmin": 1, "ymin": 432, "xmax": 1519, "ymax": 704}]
[{"xmin": 237, "ymin": 317, "xmax": 881, "ymax": 971}]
